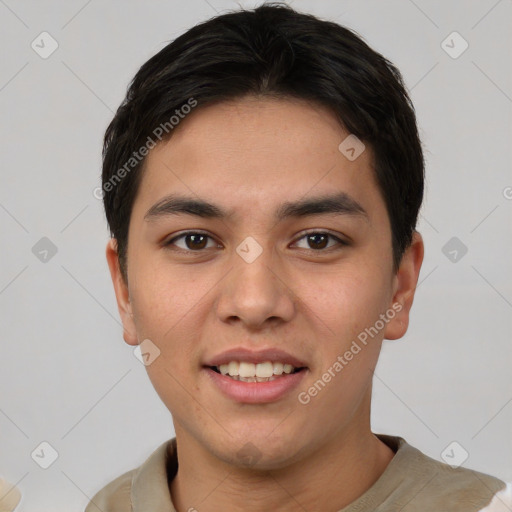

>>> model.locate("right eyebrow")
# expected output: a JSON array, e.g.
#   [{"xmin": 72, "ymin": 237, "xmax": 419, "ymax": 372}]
[{"xmin": 144, "ymin": 195, "xmax": 228, "ymax": 222}]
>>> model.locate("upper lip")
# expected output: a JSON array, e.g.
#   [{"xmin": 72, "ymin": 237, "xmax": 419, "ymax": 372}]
[{"xmin": 204, "ymin": 347, "xmax": 307, "ymax": 368}]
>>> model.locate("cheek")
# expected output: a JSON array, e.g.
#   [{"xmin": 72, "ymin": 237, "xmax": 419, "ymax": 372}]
[
  {"xmin": 298, "ymin": 269, "xmax": 389, "ymax": 423},
  {"xmin": 129, "ymin": 255, "xmax": 206, "ymax": 336},
  {"xmin": 127, "ymin": 256, "xmax": 222, "ymax": 376},
  {"xmin": 305, "ymin": 266, "xmax": 391, "ymax": 346}
]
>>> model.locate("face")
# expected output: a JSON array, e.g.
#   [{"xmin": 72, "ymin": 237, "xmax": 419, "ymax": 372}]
[{"xmin": 107, "ymin": 96, "xmax": 423, "ymax": 470}]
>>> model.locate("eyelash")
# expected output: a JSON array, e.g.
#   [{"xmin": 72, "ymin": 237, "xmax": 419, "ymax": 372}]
[{"xmin": 164, "ymin": 230, "xmax": 348, "ymax": 254}]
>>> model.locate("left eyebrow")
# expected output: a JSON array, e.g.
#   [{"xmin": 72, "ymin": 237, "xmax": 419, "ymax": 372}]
[
  {"xmin": 144, "ymin": 192, "xmax": 369, "ymax": 223},
  {"xmin": 275, "ymin": 192, "xmax": 369, "ymax": 221}
]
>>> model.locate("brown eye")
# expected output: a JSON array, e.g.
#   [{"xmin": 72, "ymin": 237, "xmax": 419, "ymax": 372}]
[
  {"xmin": 185, "ymin": 234, "xmax": 207, "ymax": 249},
  {"xmin": 307, "ymin": 233, "xmax": 329, "ymax": 249},
  {"xmin": 293, "ymin": 231, "xmax": 347, "ymax": 251},
  {"xmin": 165, "ymin": 232, "xmax": 218, "ymax": 251}
]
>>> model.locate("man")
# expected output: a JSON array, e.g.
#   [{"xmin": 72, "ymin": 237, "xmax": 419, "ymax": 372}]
[{"xmin": 86, "ymin": 3, "xmax": 511, "ymax": 511}]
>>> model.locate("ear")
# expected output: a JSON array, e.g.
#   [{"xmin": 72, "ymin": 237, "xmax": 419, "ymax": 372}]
[
  {"xmin": 105, "ymin": 239, "xmax": 138, "ymax": 346},
  {"xmin": 384, "ymin": 231, "xmax": 424, "ymax": 340}
]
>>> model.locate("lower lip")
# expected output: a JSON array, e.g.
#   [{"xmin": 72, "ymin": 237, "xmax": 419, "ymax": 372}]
[{"xmin": 204, "ymin": 367, "xmax": 307, "ymax": 404}]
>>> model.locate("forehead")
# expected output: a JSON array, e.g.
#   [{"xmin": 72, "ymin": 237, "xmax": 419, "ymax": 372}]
[{"xmin": 133, "ymin": 96, "xmax": 382, "ymax": 221}]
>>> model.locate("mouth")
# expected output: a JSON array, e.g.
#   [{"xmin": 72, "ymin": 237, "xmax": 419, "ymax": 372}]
[
  {"xmin": 207, "ymin": 361, "xmax": 307, "ymax": 383},
  {"xmin": 203, "ymin": 357, "xmax": 308, "ymax": 404},
  {"xmin": 202, "ymin": 348, "xmax": 309, "ymax": 403}
]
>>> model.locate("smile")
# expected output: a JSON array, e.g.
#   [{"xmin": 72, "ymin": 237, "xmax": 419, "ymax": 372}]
[
  {"xmin": 210, "ymin": 361, "xmax": 304, "ymax": 382},
  {"xmin": 204, "ymin": 364, "xmax": 308, "ymax": 404}
]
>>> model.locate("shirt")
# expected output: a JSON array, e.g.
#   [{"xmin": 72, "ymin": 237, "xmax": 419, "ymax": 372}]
[
  {"xmin": 84, "ymin": 434, "xmax": 512, "ymax": 512},
  {"xmin": 0, "ymin": 477, "xmax": 21, "ymax": 512}
]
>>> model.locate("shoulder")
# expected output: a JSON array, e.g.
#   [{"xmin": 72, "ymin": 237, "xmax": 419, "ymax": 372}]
[
  {"xmin": 84, "ymin": 469, "xmax": 134, "ymax": 512},
  {"xmin": 84, "ymin": 438, "xmax": 177, "ymax": 512},
  {"xmin": 479, "ymin": 482, "xmax": 512, "ymax": 512},
  {"xmin": 375, "ymin": 435, "xmax": 511, "ymax": 511},
  {"xmin": 396, "ymin": 445, "xmax": 512, "ymax": 512},
  {"xmin": 425, "ymin": 463, "xmax": 511, "ymax": 511}
]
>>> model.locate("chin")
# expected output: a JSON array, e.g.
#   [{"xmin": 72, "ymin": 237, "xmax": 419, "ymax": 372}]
[{"xmin": 213, "ymin": 432, "xmax": 308, "ymax": 471}]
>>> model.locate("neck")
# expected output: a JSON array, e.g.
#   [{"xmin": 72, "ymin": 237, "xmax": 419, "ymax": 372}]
[{"xmin": 170, "ymin": 414, "xmax": 395, "ymax": 512}]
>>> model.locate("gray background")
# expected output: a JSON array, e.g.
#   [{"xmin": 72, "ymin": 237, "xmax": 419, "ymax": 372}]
[{"xmin": 0, "ymin": 0, "xmax": 511, "ymax": 510}]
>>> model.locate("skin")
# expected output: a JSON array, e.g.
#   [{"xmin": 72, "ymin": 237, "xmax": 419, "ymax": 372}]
[{"xmin": 106, "ymin": 96, "xmax": 424, "ymax": 512}]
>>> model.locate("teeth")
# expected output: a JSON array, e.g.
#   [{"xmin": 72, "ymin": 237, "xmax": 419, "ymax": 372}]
[
  {"xmin": 256, "ymin": 362, "xmax": 274, "ymax": 378},
  {"xmin": 228, "ymin": 361, "xmax": 239, "ymax": 376},
  {"xmin": 273, "ymin": 362, "xmax": 284, "ymax": 375},
  {"xmin": 213, "ymin": 360, "xmax": 300, "ymax": 379},
  {"xmin": 239, "ymin": 362, "xmax": 256, "ymax": 378},
  {"xmin": 229, "ymin": 375, "xmax": 280, "ymax": 383},
  {"xmin": 283, "ymin": 364, "xmax": 294, "ymax": 374}
]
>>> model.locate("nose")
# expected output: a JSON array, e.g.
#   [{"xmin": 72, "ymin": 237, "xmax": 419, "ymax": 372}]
[{"xmin": 215, "ymin": 245, "xmax": 296, "ymax": 330}]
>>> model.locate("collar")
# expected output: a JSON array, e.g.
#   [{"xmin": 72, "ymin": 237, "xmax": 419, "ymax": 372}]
[
  {"xmin": 131, "ymin": 437, "xmax": 178, "ymax": 511},
  {"xmin": 129, "ymin": 434, "xmax": 407, "ymax": 511}
]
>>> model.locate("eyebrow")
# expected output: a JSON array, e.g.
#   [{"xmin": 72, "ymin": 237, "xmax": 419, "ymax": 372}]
[{"xmin": 144, "ymin": 192, "xmax": 369, "ymax": 222}]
